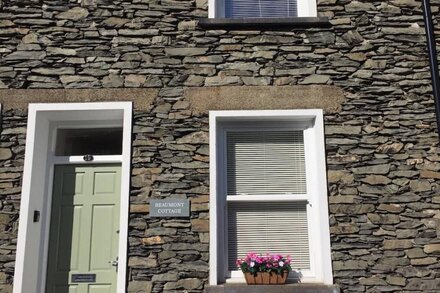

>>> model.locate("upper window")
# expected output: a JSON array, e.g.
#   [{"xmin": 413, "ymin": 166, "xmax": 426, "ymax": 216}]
[
  {"xmin": 209, "ymin": 0, "xmax": 317, "ymax": 18},
  {"xmin": 225, "ymin": 0, "xmax": 298, "ymax": 18},
  {"xmin": 209, "ymin": 110, "xmax": 333, "ymax": 285}
]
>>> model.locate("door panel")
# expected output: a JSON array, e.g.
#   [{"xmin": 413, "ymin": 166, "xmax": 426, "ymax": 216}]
[
  {"xmin": 52, "ymin": 285, "xmax": 76, "ymax": 293},
  {"xmin": 89, "ymin": 284, "xmax": 112, "ymax": 293},
  {"xmin": 46, "ymin": 165, "xmax": 121, "ymax": 293},
  {"xmin": 93, "ymin": 172, "xmax": 117, "ymax": 195},
  {"xmin": 90, "ymin": 205, "xmax": 115, "ymax": 270},
  {"xmin": 57, "ymin": 205, "xmax": 82, "ymax": 271},
  {"xmin": 62, "ymin": 172, "xmax": 85, "ymax": 197}
]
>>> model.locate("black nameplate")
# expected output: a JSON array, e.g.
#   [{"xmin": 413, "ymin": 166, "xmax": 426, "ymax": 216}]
[{"xmin": 71, "ymin": 274, "xmax": 96, "ymax": 283}]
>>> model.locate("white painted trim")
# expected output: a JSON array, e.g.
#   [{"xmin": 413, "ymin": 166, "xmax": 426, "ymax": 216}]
[
  {"xmin": 297, "ymin": 0, "xmax": 317, "ymax": 17},
  {"xmin": 13, "ymin": 105, "xmax": 39, "ymax": 293},
  {"xmin": 209, "ymin": 109, "xmax": 333, "ymax": 285},
  {"xmin": 211, "ymin": 109, "xmax": 320, "ymax": 119},
  {"xmin": 209, "ymin": 113, "xmax": 219, "ymax": 285},
  {"xmin": 313, "ymin": 111, "xmax": 333, "ymax": 284},
  {"xmin": 303, "ymin": 125, "xmax": 318, "ymax": 280},
  {"xmin": 118, "ymin": 102, "xmax": 133, "ymax": 293},
  {"xmin": 208, "ymin": 0, "xmax": 216, "ymax": 18},
  {"xmin": 226, "ymin": 195, "xmax": 309, "ymax": 201},
  {"xmin": 208, "ymin": 0, "xmax": 317, "ymax": 18},
  {"xmin": 50, "ymin": 155, "xmax": 123, "ymax": 164},
  {"xmin": 13, "ymin": 102, "xmax": 132, "ymax": 293}
]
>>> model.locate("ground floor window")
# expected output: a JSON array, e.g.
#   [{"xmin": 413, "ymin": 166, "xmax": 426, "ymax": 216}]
[{"xmin": 209, "ymin": 110, "xmax": 333, "ymax": 285}]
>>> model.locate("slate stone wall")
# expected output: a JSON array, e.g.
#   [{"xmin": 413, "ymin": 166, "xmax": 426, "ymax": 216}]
[
  {"xmin": 1, "ymin": 0, "xmax": 440, "ymax": 292},
  {"xmin": 128, "ymin": 104, "xmax": 210, "ymax": 293},
  {"xmin": 0, "ymin": 109, "xmax": 25, "ymax": 293}
]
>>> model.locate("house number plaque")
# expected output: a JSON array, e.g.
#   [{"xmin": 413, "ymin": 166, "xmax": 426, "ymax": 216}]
[
  {"xmin": 71, "ymin": 274, "xmax": 96, "ymax": 283},
  {"xmin": 150, "ymin": 199, "xmax": 190, "ymax": 218}
]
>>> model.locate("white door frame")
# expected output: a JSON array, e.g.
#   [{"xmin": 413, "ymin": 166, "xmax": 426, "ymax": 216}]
[{"xmin": 13, "ymin": 102, "xmax": 133, "ymax": 293}]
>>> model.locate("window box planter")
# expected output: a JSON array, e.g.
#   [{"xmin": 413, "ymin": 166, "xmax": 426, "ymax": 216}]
[
  {"xmin": 244, "ymin": 271, "xmax": 289, "ymax": 285},
  {"xmin": 237, "ymin": 253, "xmax": 292, "ymax": 285}
]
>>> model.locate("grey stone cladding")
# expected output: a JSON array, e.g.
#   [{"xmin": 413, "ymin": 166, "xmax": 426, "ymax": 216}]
[{"xmin": 1, "ymin": 0, "xmax": 440, "ymax": 292}]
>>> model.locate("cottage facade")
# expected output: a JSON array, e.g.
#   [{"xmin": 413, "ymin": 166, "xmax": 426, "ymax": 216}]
[{"xmin": 0, "ymin": 0, "xmax": 440, "ymax": 292}]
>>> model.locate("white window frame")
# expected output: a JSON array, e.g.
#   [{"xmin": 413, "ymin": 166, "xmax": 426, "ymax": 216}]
[
  {"xmin": 208, "ymin": 0, "xmax": 317, "ymax": 18},
  {"xmin": 13, "ymin": 102, "xmax": 132, "ymax": 293},
  {"xmin": 209, "ymin": 109, "xmax": 333, "ymax": 285}
]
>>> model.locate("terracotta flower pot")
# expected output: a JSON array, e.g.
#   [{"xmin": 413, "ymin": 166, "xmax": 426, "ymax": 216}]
[
  {"xmin": 275, "ymin": 271, "xmax": 289, "ymax": 284},
  {"xmin": 261, "ymin": 272, "xmax": 270, "ymax": 283},
  {"xmin": 243, "ymin": 271, "xmax": 289, "ymax": 285}
]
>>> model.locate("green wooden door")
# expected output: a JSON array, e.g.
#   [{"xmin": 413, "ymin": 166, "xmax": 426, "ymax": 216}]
[{"xmin": 46, "ymin": 165, "xmax": 121, "ymax": 293}]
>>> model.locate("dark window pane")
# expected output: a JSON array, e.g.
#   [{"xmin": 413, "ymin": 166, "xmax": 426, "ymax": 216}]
[{"xmin": 55, "ymin": 128, "xmax": 123, "ymax": 156}]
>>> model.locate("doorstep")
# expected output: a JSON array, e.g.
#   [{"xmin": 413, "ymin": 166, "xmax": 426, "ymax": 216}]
[{"xmin": 205, "ymin": 284, "xmax": 340, "ymax": 293}]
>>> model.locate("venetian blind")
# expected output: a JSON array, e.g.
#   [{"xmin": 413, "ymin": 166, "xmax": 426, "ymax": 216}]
[
  {"xmin": 227, "ymin": 201, "xmax": 310, "ymax": 271},
  {"xmin": 225, "ymin": 0, "xmax": 298, "ymax": 18},
  {"xmin": 226, "ymin": 131, "xmax": 306, "ymax": 196}
]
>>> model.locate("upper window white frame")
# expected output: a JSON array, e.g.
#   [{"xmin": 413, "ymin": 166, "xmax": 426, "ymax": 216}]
[
  {"xmin": 209, "ymin": 109, "xmax": 333, "ymax": 285},
  {"xmin": 208, "ymin": 0, "xmax": 317, "ymax": 18},
  {"xmin": 13, "ymin": 102, "xmax": 132, "ymax": 293}
]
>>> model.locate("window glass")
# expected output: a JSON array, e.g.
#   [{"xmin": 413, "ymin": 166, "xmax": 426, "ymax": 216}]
[
  {"xmin": 226, "ymin": 131, "xmax": 306, "ymax": 196},
  {"xmin": 55, "ymin": 128, "xmax": 123, "ymax": 156},
  {"xmin": 226, "ymin": 130, "xmax": 310, "ymax": 273},
  {"xmin": 225, "ymin": 0, "xmax": 298, "ymax": 18},
  {"xmin": 227, "ymin": 201, "xmax": 311, "ymax": 271}
]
